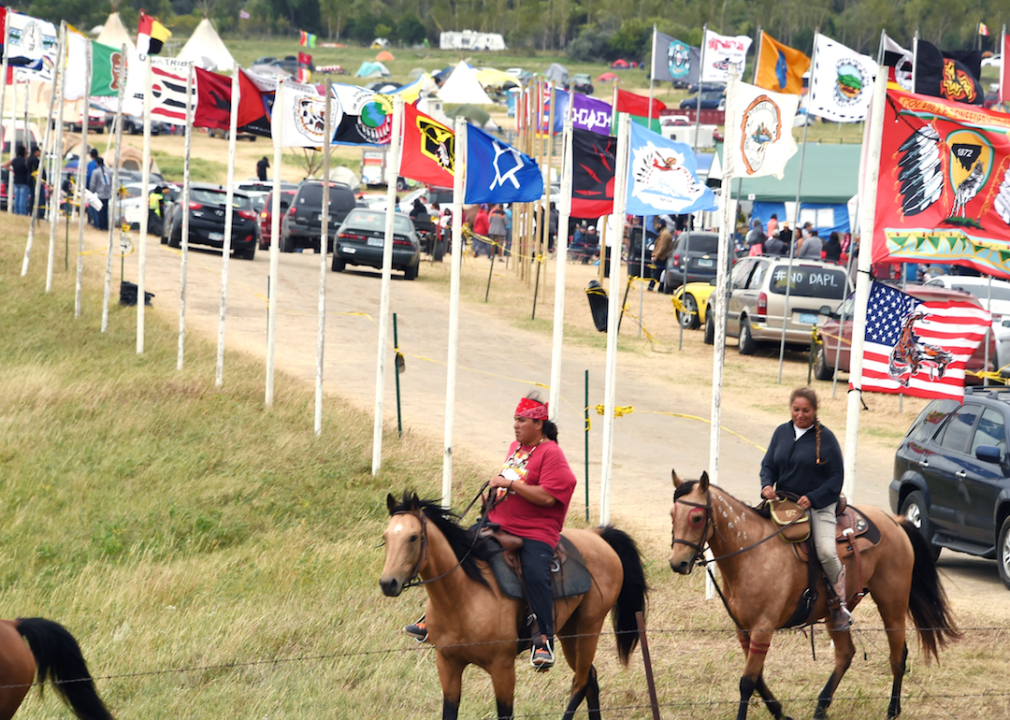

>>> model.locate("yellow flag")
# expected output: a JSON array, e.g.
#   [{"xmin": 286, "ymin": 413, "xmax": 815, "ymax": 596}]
[{"xmin": 755, "ymin": 32, "xmax": 810, "ymax": 95}]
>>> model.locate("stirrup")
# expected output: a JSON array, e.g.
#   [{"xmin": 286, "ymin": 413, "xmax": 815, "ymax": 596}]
[
  {"xmin": 530, "ymin": 641, "xmax": 555, "ymax": 671},
  {"xmin": 403, "ymin": 615, "xmax": 428, "ymax": 643},
  {"xmin": 831, "ymin": 604, "xmax": 854, "ymax": 631}
]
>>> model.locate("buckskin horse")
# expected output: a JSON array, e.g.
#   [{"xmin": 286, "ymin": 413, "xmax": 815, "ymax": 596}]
[
  {"xmin": 380, "ymin": 492, "xmax": 648, "ymax": 720},
  {"xmin": 668, "ymin": 471, "xmax": 959, "ymax": 720},
  {"xmin": 0, "ymin": 617, "xmax": 115, "ymax": 720}
]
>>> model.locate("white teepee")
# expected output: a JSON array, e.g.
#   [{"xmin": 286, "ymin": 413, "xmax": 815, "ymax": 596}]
[
  {"xmin": 436, "ymin": 61, "xmax": 494, "ymax": 105},
  {"xmin": 177, "ymin": 18, "xmax": 235, "ymax": 73},
  {"xmin": 95, "ymin": 12, "xmax": 135, "ymax": 53}
]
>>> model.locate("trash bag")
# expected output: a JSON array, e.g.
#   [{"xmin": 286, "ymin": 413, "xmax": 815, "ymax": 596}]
[
  {"xmin": 433, "ymin": 237, "xmax": 446, "ymax": 262},
  {"xmin": 120, "ymin": 281, "xmax": 154, "ymax": 307},
  {"xmin": 585, "ymin": 279, "xmax": 608, "ymax": 332}
]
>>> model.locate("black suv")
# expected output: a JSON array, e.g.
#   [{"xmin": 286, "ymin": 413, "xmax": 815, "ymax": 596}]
[
  {"xmin": 279, "ymin": 181, "xmax": 357, "ymax": 253},
  {"xmin": 663, "ymin": 231, "xmax": 720, "ymax": 291},
  {"xmin": 891, "ymin": 387, "xmax": 1010, "ymax": 588}
]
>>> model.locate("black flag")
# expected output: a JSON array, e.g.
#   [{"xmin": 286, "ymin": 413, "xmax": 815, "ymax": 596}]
[
  {"xmin": 571, "ymin": 128, "xmax": 617, "ymax": 220},
  {"xmin": 914, "ymin": 41, "xmax": 984, "ymax": 106}
]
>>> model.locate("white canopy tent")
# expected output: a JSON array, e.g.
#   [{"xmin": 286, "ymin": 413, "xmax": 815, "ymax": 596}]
[
  {"xmin": 177, "ymin": 18, "xmax": 235, "ymax": 73},
  {"xmin": 95, "ymin": 12, "xmax": 135, "ymax": 53},
  {"xmin": 437, "ymin": 61, "xmax": 493, "ymax": 105}
]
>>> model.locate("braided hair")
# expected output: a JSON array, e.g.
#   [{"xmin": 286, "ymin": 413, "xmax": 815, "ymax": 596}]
[{"xmin": 789, "ymin": 386, "xmax": 823, "ymax": 465}]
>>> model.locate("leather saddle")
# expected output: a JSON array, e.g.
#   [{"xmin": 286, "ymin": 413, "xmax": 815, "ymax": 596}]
[{"xmin": 478, "ymin": 525, "xmax": 592, "ymax": 602}]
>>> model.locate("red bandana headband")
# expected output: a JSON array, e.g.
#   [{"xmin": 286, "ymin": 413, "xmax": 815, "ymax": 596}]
[{"xmin": 515, "ymin": 397, "xmax": 549, "ymax": 420}]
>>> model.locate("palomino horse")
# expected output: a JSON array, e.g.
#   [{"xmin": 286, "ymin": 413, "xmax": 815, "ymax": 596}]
[
  {"xmin": 380, "ymin": 492, "xmax": 648, "ymax": 720},
  {"xmin": 668, "ymin": 471, "xmax": 959, "ymax": 720},
  {"xmin": 0, "ymin": 617, "xmax": 115, "ymax": 720}
]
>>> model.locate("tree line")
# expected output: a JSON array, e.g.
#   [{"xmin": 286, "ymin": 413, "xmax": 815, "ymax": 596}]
[{"xmin": 13, "ymin": 0, "xmax": 1005, "ymax": 60}]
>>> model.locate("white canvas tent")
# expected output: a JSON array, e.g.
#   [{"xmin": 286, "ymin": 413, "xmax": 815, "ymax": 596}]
[
  {"xmin": 95, "ymin": 12, "xmax": 135, "ymax": 53},
  {"xmin": 437, "ymin": 61, "xmax": 493, "ymax": 105},
  {"xmin": 177, "ymin": 18, "xmax": 235, "ymax": 73}
]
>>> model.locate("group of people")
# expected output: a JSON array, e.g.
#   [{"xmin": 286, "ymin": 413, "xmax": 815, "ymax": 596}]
[
  {"xmin": 1, "ymin": 143, "xmax": 45, "ymax": 216},
  {"xmin": 743, "ymin": 214, "xmax": 849, "ymax": 264}
]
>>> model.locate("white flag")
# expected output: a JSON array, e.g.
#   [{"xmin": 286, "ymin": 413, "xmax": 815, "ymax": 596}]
[
  {"xmin": 807, "ymin": 34, "xmax": 878, "ymax": 123},
  {"xmin": 728, "ymin": 81, "xmax": 799, "ymax": 180},
  {"xmin": 701, "ymin": 30, "xmax": 752, "ymax": 82},
  {"xmin": 61, "ymin": 29, "xmax": 90, "ymax": 101},
  {"xmin": 6, "ymin": 12, "xmax": 58, "ymax": 82},
  {"xmin": 275, "ymin": 81, "xmax": 343, "ymax": 148},
  {"xmin": 123, "ymin": 55, "xmax": 194, "ymax": 125}
]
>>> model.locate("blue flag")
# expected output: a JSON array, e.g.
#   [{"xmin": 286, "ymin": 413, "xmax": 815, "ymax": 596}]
[
  {"xmin": 465, "ymin": 124, "xmax": 544, "ymax": 204},
  {"xmin": 625, "ymin": 122, "xmax": 717, "ymax": 216}
]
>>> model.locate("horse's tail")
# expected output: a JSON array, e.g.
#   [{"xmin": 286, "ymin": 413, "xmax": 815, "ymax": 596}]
[
  {"xmin": 598, "ymin": 526, "xmax": 648, "ymax": 666},
  {"xmin": 15, "ymin": 617, "xmax": 115, "ymax": 720},
  {"xmin": 898, "ymin": 520, "xmax": 962, "ymax": 661}
]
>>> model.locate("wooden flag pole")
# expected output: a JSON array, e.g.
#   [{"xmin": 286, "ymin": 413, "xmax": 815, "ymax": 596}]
[
  {"xmin": 266, "ymin": 78, "xmax": 285, "ymax": 407},
  {"xmin": 102, "ymin": 44, "xmax": 129, "ymax": 333},
  {"xmin": 215, "ymin": 66, "xmax": 242, "ymax": 388},
  {"xmin": 176, "ymin": 62, "xmax": 194, "ymax": 367},
  {"xmin": 46, "ymin": 27, "xmax": 68, "ymax": 293},
  {"xmin": 137, "ymin": 53, "xmax": 154, "ymax": 351},
  {"xmin": 548, "ymin": 113, "xmax": 574, "ymax": 418},
  {"xmin": 7, "ymin": 70, "xmax": 16, "ymax": 216},
  {"xmin": 543, "ymin": 82, "xmax": 557, "ymax": 298},
  {"xmin": 74, "ymin": 42, "xmax": 93, "ymax": 319},
  {"xmin": 316, "ymin": 77, "xmax": 334, "ymax": 436},
  {"xmin": 0, "ymin": 21, "xmax": 9, "ymax": 217}
]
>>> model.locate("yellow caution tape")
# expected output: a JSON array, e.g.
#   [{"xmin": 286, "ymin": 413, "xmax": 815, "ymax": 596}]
[{"xmin": 594, "ymin": 404, "xmax": 635, "ymax": 417}]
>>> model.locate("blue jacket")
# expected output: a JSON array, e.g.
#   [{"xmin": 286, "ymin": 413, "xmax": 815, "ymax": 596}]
[{"xmin": 759, "ymin": 421, "xmax": 843, "ymax": 510}]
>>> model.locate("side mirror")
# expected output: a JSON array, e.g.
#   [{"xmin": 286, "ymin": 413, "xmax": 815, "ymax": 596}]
[
  {"xmin": 975, "ymin": 445, "xmax": 1002, "ymax": 464},
  {"xmin": 709, "ymin": 278, "xmax": 717, "ymax": 286},
  {"xmin": 819, "ymin": 304, "xmax": 838, "ymax": 320}
]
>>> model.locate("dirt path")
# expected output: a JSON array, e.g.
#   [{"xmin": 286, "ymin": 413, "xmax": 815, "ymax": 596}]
[{"xmin": 72, "ymin": 224, "xmax": 1009, "ymax": 615}]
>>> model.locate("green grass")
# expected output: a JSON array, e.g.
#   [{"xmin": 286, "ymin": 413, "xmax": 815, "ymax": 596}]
[{"xmin": 152, "ymin": 150, "xmax": 229, "ymax": 183}]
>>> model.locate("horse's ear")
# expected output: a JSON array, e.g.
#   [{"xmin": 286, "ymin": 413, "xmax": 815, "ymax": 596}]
[
  {"xmin": 699, "ymin": 471, "xmax": 710, "ymax": 492},
  {"xmin": 410, "ymin": 492, "xmax": 421, "ymax": 510},
  {"xmin": 386, "ymin": 493, "xmax": 397, "ymax": 515},
  {"xmin": 671, "ymin": 469, "xmax": 682, "ymax": 488}
]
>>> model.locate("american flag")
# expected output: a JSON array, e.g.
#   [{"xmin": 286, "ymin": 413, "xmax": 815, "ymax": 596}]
[{"xmin": 862, "ymin": 282, "xmax": 991, "ymax": 401}]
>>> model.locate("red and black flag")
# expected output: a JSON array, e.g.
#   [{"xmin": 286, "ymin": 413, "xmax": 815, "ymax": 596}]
[
  {"xmin": 914, "ymin": 41, "xmax": 984, "ymax": 106},
  {"xmin": 401, "ymin": 102, "xmax": 454, "ymax": 187},
  {"xmin": 137, "ymin": 11, "xmax": 171, "ymax": 58},
  {"xmin": 571, "ymin": 128, "xmax": 617, "ymax": 219},
  {"xmin": 235, "ymin": 69, "xmax": 275, "ymax": 138},
  {"xmin": 193, "ymin": 67, "xmax": 231, "ymax": 130}
]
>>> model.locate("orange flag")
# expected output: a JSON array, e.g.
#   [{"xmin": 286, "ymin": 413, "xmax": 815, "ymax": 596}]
[{"xmin": 754, "ymin": 32, "xmax": 810, "ymax": 95}]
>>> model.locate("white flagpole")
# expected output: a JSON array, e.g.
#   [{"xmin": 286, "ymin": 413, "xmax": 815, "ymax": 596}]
[
  {"xmin": 443, "ymin": 117, "xmax": 467, "ymax": 506},
  {"xmin": 600, "ymin": 112, "xmax": 631, "ymax": 525},
  {"xmin": 549, "ymin": 107, "xmax": 574, "ymax": 418},
  {"xmin": 639, "ymin": 24, "xmax": 657, "ymax": 338},
  {"xmin": 681, "ymin": 23, "xmax": 708, "ymax": 352},
  {"xmin": 266, "ymin": 77, "xmax": 284, "ymax": 407},
  {"xmin": 46, "ymin": 37, "xmax": 67, "ymax": 293},
  {"xmin": 7, "ymin": 73, "xmax": 16, "ymax": 216},
  {"xmin": 843, "ymin": 67, "xmax": 887, "ymax": 503},
  {"xmin": 372, "ymin": 95, "xmax": 404, "ymax": 473},
  {"xmin": 137, "ymin": 54, "xmax": 153, "ymax": 351},
  {"xmin": 22, "ymin": 25, "xmax": 62, "ymax": 276},
  {"xmin": 215, "ymin": 67, "xmax": 241, "ymax": 387},
  {"xmin": 177, "ymin": 63, "xmax": 194, "ymax": 367},
  {"xmin": 776, "ymin": 30, "xmax": 818, "ymax": 382},
  {"xmin": 0, "ymin": 22, "xmax": 9, "ymax": 217},
  {"xmin": 912, "ymin": 32, "xmax": 919, "ymax": 92},
  {"xmin": 316, "ymin": 79, "xmax": 334, "ymax": 436},
  {"xmin": 74, "ymin": 42, "xmax": 93, "ymax": 319},
  {"xmin": 102, "ymin": 45, "xmax": 129, "ymax": 333},
  {"xmin": 1001, "ymin": 26, "xmax": 1007, "ymax": 106}
]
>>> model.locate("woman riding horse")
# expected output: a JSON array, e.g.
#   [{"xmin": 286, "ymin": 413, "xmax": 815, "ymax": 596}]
[
  {"xmin": 405, "ymin": 392, "xmax": 576, "ymax": 670},
  {"xmin": 760, "ymin": 387, "xmax": 853, "ymax": 630}
]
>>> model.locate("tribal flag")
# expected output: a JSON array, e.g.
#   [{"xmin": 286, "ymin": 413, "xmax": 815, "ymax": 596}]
[
  {"xmin": 552, "ymin": 90, "xmax": 613, "ymax": 135},
  {"xmin": 652, "ymin": 30, "xmax": 699, "ymax": 86},
  {"xmin": 860, "ymin": 282, "xmax": 990, "ymax": 401},
  {"xmin": 236, "ymin": 69, "xmax": 276, "ymax": 137},
  {"xmin": 727, "ymin": 81, "xmax": 799, "ymax": 180},
  {"xmin": 331, "ymin": 83, "xmax": 393, "ymax": 145},
  {"xmin": 807, "ymin": 34, "xmax": 876, "ymax": 122},
  {"xmin": 124, "ymin": 56, "xmax": 193, "ymax": 125},
  {"xmin": 194, "ymin": 67, "xmax": 232, "ymax": 130},
  {"xmin": 914, "ymin": 41, "xmax": 984, "ymax": 106},
  {"xmin": 571, "ymin": 128, "xmax": 618, "ymax": 219},
  {"xmin": 274, "ymin": 80, "xmax": 341, "ymax": 148},
  {"xmin": 979, "ymin": 22, "xmax": 990, "ymax": 37},
  {"xmin": 882, "ymin": 34, "xmax": 913, "ymax": 92},
  {"xmin": 91, "ymin": 42, "xmax": 128, "ymax": 97},
  {"xmin": 616, "ymin": 88, "xmax": 666, "ymax": 131},
  {"xmin": 297, "ymin": 52, "xmax": 312, "ymax": 83},
  {"xmin": 754, "ymin": 31, "xmax": 809, "ymax": 95},
  {"xmin": 5, "ymin": 11, "xmax": 58, "ymax": 79},
  {"xmin": 464, "ymin": 124, "xmax": 542, "ymax": 204},
  {"xmin": 299, "ymin": 30, "xmax": 317, "ymax": 48},
  {"xmin": 872, "ymin": 87, "xmax": 1010, "ymax": 279},
  {"xmin": 626, "ymin": 122, "xmax": 716, "ymax": 215},
  {"xmin": 137, "ymin": 11, "xmax": 171, "ymax": 58},
  {"xmin": 401, "ymin": 102, "xmax": 454, "ymax": 187},
  {"xmin": 701, "ymin": 29, "xmax": 752, "ymax": 82}
]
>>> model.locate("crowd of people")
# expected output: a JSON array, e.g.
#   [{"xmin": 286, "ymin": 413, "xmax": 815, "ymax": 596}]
[
  {"xmin": 1, "ymin": 143, "xmax": 46, "ymax": 217},
  {"xmin": 740, "ymin": 214, "xmax": 850, "ymax": 265}
]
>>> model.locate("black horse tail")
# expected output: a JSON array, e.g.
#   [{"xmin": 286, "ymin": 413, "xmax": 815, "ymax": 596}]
[
  {"xmin": 899, "ymin": 520, "xmax": 962, "ymax": 661},
  {"xmin": 598, "ymin": 526, "xmax": 648, "ymax": 665},
  {"xmin": 15, "ymin": 617, "xmax": 115, "ymax": 720}
]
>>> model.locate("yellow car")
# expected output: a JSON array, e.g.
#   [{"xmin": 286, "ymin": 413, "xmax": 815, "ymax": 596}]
[{"xmin": 673, "ymin": 281, "xmax": 717, "ymax": 330}]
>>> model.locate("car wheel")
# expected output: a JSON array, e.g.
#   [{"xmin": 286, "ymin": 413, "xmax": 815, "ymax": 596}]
[
  {"xmin": 999, "ymin": 517, "xmax": 1010, "ymax": 590},
  {"xmin": 813, "ymin": 345, "xmax": 833, "ymax": 381},
  {"xmin": 168, "ymin": 231, "xmax": 181, "ymax": 249},
  {"xmin": 678, "ymin": 293, "xmax": 700, "ymax": 330},
  {"xmin": 280, "ymin": 234, "xmax": 293, "ymax": 253},
  {"xmin": 331, "ymin": 254, "xmax": 345, "ymax": 272},
  {"xmin": 238, "ymin": 244, "xmax": 256, "ymax": 261},
  {"xmin": 404, "ymin": 260, "xmax": 419, "ymax": 281},
  {"xmin": 738, "ymin": 318, "xmax": 757, "ymax": 355},
  {"xmin": 703, "ymin": 311, "xmax": 715, "ymax": 345},
  {"xmin": 312, "ymin": 238, "xmax": 321, "ymax": 254},
  {"xmin": 901, "ymin": 490, "xmax": 940, "ymax": 562}
]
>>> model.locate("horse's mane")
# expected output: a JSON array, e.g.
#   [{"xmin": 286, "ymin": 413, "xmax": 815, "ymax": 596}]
[
  {"xmin": 674, "ymin": 480, "xmax": 767, "ymax": 518},
  {"xmin": 389, "ymin": 492, "xmax": 493, "ymax": 588}
]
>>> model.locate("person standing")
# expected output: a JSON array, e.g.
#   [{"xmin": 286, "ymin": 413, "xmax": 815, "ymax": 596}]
[
  {"xmin": 88, "ymin": 157, "xmax": 112, "ymax": 231},
  {"xmin": 823, "ymin": 231, "xmax": 842, "ymax": 263},
  {"xmin": 488, "ymin": 204, "xmax": 507, "ymax": 257},
  {"xmin": 649, "ymin": 218, "xmax": 672, "ymax": 291},
  {"xmin": 473, "ymin": 203, "xmax": 491, "ymax": 257},
  {"xmin": 26, "ymin": 144, "xmax": 42, "ymax": 218},
  {"xmin": 797, "ymin": 229, "xmax": 823, "ymax": 260},
  {"xmin": 2, "ymin": 145, "xmax": 30, "ymax": 215},
  {"xmin": 766, "ymin": 213, "xmax": 778, "ymax": 237},
  {"xmin": 256, "ymin": 156, "xmax": 270, "ymax": 181}
]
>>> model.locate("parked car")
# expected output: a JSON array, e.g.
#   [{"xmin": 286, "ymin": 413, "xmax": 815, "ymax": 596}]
[
  {"xmin": 923, "ymin": 275, "xmax": 1010, "ymax": 369},
  {"xmin": 1, "ymin": 121, "xmax": 41, "ymax": 154},
  {"xmin": 890, "ymin": 387, "xmax": 1010, "ymax": 588},
  {"xmin": 704, "ymin": 257, "xmax": 851, "ymax": 353},
  {"xmin": 571, "ymin": 73, "xmax": 594, "ymax": 95},
  {"xmin": 280, "ymin": 181, "xmax": 357, "ymax": 253},
  {"xmin": 332, "ymin": 208, "xmax": 421, "ymax": 279},
  {"xmin": 664, "ymin": 231, "xmax": 720, "ymax": 290},
  {"xmin": 814, "ymin": 284, "xmax": 996, "ymax": 381},
  {"xmin": 687, "ymin": 81, "xmax": 726, "ymax": 94},
  {"xmin": 67, "ymin": 108, "xmax": 105, "ymax": 134},
  {"xmin": 674, "ymin": 281, "xmax": 718, "ymax": 330},
  {"xmin": 208, "ymin": 127, "xmax": 258, "ymax": 141},
  {"xmin": 680, "ymin": 90, "xmax": 725, "ymax": 110},
  {"xmin": 107, "ymin": 114, "xmax": 168, "ymax": 136},
  {"xmin": 163, "ymin": 183, "xmax": 258, "ymax": 260},
  {"xmin": 258, "ymin": 187, "xmax": 298, "ymax": 250}
]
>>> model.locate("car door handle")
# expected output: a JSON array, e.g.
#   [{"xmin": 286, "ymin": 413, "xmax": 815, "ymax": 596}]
[
  {"xmin": 955, "ymin": 470, "xmax": 967, "ymax": 479},
  {"xmin": 918, "ymin": 459, "xmax": 929, "ymax": 468}
]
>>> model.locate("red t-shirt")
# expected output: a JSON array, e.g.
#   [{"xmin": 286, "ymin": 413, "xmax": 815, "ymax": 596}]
[
  {"xmin": 487, "ymin": 440, "xmax": 577, "ymax": 547},
  {"xmin": 474, "ymin": 210, "xmax": 490, "ymax": 236}
]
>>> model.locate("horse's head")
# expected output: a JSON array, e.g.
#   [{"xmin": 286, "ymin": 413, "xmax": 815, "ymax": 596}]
[
  {"xmin": 379, "ymin": 492, "xmax": 426, "ymax": 597},
  {"xmin": 669, "ymin": 469, "xmax": 712, "ymax": 575}
]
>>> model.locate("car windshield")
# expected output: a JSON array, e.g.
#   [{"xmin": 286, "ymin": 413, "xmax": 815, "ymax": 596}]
[
  {"xmin": 344, "ymin": 209, "xmax": 413, "ymax": 235},
  {"xmin": 679, "ymin": 235, "xmax": 719, "ymax": 253},
  {"xmin": 191, "ymin": 188, "xmax": 252, "ymax": 210},
  {"xmin": 770, "ymin": 265, "xmax": 848, "ymax": 299},
  {"xmin": 297, "ymin": 183, "xmax": 348, "ymax": 205}
]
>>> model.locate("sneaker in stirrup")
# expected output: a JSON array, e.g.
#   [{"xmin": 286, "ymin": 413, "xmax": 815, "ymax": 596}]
[
  {"xmin": 530, "ymin": 638, "xmax": 555, "ymax": 670},
  {"xmin": 403, "ymin": 614, "xmax": 428, "ymax": 642},
  {"xmin": 830, "ymin": 568, "xmax": 854, "ymax": 631}
]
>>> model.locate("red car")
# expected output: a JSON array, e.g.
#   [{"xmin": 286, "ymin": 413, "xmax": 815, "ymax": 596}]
[
  {"xmin": 258, "ymin": 188, "xmax": 297, "ymax": 250},
  {"xmin": 814, "ymin": 284, "xmax": 995, "ymax": 382}
]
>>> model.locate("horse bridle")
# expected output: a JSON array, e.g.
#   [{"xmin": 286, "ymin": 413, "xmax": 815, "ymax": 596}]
[{"xmin": 670, "ymin": 489, "xmax": 715, "ymax": 568}]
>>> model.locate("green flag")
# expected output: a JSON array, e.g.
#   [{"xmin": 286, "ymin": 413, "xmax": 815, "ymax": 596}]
[{"xmin": 91, "ymin": 42, "xmax": 127, "ymax": 97}]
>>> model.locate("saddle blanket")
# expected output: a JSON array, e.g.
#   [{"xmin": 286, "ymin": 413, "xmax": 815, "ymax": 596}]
[{"xmin": 485, "ymin": 534, "xmax": 592, "ymax": 601}]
